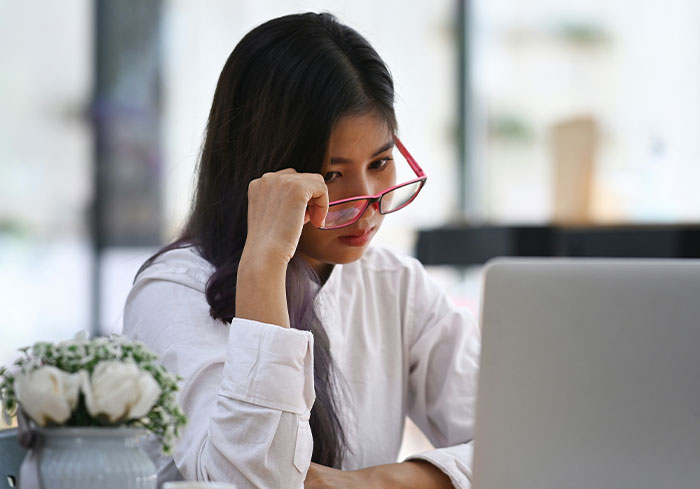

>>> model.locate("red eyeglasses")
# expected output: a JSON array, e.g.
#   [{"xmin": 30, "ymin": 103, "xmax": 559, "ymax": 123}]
[{"xmin": 320, "ymin": 137, "xmax": 427, "ymax": 230}]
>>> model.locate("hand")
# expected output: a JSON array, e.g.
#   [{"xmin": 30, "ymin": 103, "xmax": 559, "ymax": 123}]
[
  {"xmin": 236, "ymin": 169, "xmax": 328, "ymax": 328},
  {"xmin": 304, "ymin": 462, "xmax": 380, "ymax": 489},
  {"xmin": 244, "ymin": 168, "xmax": 329, "ymax": 267}
]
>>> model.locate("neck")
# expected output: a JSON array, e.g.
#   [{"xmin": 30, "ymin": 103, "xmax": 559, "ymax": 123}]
[
  {"xmin": 298, "ymin": 254, "xmax": 334, "ymax": 285},
  {"xmin": 316, "ymin": 264, "xmax": 334, "ymax": 285}
]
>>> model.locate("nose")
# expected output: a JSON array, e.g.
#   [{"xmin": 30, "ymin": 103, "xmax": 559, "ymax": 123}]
[
  {"xmin": 349, "ymin": 175, "xmax": 374, "ymax": 197},
  {"xmin": 347, "ymin": 176, "xmax": 381, "ymax": 221},
  {"xmin": 353, "ymin": 170, "xmax": 388, "ymax": 196},
  {"xmin": 352, "ymin": 199, "xmax": 378, "ymax": 225}
]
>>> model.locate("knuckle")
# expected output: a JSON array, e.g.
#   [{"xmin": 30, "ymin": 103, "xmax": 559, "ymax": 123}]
[
  {"xmin": 254, "ymin": 172, "xmax": 277, "ymax": 189},
  {"xmin": 305, "ymin": 173, "xmax": 324, "ymax": 190}
]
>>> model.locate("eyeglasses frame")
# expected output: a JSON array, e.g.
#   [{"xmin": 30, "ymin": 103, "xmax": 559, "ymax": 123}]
[{"xmin": 319, "ymin": 137, "xmax": 427, "ymax": 230}]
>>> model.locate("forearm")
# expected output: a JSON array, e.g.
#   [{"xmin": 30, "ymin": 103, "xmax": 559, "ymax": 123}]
[
  {"xmin": 190, "ymin": 398, "xmax": 308, "ymax": 488},
  {"xmin": 236, "ymin": 248, "xmax": 290, "ymax": 327},
  {"xmin": 368, "ymin": 460, "xmax": 454, "ymax": 489},
  {"xmin": 176, "ymin": 320, "xmax": 315, "ymax": 486}
]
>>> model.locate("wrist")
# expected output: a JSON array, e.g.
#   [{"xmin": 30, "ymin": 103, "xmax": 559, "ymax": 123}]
[
  {"xmin": 236, "ymin": 245, "xmax": 291, "ymax": 328},
  {"xmin": 239, "ymin": 244, "xmax": 289, "ymax": 276}
]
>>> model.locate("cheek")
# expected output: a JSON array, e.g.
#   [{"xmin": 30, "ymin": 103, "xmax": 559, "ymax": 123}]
[{"xmin": 298, "ymin": 226, "xmax": 332, "ymax": 253}]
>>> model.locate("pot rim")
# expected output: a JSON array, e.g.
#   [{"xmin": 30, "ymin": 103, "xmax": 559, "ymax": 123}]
[{"xmin": 34, "ymin": 426, "xmax": 149, "ymax": 438}]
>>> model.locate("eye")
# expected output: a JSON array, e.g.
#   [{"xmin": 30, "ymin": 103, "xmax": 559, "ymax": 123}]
[
  {"xmin": 324, "ymin": 171, "xmax": 341, "ymax": 183},
  {"xmin": 369, "ymin": 157, "xmax": 392, "ymax": 170}
]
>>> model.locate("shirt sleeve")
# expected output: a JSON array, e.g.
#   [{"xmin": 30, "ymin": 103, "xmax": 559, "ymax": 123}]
[
  {"xmin": 124, "ymin": 276, "xmax": 315, "ymax": 489},
  {"xmin": 402, "ymin": 262, "xmax": 481, "ymax": 489}
]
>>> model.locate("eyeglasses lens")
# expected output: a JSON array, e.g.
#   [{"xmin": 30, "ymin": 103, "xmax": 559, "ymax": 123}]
[
  {"xmin": 380, "ymin": 181, "xmax": 423, "ymax": 213},
  {"xmin": 324, "ymin": 200, "xmax": 367, "ymax": 228}
]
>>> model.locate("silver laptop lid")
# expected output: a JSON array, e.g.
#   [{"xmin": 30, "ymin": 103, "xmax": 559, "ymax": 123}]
[{"xmin": 473, "ymin": 259, "xmax": 700, "ymax": 489}]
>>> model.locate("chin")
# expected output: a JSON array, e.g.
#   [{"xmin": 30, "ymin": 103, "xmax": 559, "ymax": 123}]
[{"xmin": 328, "ymin": 246, "xmax": 370, "ymax": 265}]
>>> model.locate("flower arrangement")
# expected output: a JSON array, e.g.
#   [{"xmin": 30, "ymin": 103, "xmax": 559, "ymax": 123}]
[{"xmin": 0, "ymin": 332, "xmax": 186, "ymax": 454}]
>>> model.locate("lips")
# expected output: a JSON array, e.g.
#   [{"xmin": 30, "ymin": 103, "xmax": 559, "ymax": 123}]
[{"xmin": 338, "ymin": 227, "xmax": 375, "ymax": 247}]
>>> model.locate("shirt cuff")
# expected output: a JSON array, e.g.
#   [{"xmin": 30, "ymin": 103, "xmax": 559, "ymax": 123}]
[
  {"xmin": 219, "ymin": 317, "xmax": 315, "ymax": 414},
  {"xmin": 404, "ymin": 442, "xmax": 474, "ymax": 489}
]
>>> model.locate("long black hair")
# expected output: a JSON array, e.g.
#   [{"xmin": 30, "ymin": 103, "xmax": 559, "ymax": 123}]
[{"xmin": 137, "ymin": 12, "xmax": 397, "ymax": 468}]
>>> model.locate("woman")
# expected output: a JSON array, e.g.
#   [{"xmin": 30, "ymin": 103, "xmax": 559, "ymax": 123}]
[{"xmin": 124, "ymin": 12, "xmax": 480, "ymax": 489}]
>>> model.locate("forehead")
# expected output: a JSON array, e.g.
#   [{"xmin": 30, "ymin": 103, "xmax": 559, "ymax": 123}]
[{"xmin": 328, "ymin": 112, "xmax": 393, "ymax": 157}]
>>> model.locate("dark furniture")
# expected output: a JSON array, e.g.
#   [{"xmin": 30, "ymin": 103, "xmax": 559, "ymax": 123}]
[{"xmin": 416, "ymin": 224, "xmax": 700, "ymax": 266}]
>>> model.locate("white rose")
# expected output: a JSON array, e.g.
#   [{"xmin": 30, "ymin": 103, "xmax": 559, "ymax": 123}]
[
  {"xmin": 14, "ymin": 366, "xmax": 82, "ymax": 426},
  {"xmin": 59, "ymin": 330, "xmax": 90, "ymax": 346},
  {"xmin": 81, "ymin": 361, "xmax": 161, "ymax": 423}
]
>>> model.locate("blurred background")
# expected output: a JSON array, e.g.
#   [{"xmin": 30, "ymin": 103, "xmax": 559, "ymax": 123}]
[{"xmin": 2, "ymin": 0, "xmax": 700, "ymax": 449}]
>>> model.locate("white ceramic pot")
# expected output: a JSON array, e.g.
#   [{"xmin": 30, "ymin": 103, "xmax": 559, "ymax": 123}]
[
  {"xmin": 162, "ymin": 483, "xmax": 238, "ymax": 489},
  {"xmin": 35, "ymin": 427, "xmax": 156, "ymax": 489}
]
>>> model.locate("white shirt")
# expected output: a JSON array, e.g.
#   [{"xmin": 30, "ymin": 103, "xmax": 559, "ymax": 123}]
[{"xmin": 123, "ymin": 245, "xmax": 481, "ymax": 489}]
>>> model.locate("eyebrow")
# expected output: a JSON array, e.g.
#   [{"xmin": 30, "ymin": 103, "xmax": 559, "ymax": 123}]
[{"xmin": 330, "ymin": 141, "xmax": 394, "ymax": 165}]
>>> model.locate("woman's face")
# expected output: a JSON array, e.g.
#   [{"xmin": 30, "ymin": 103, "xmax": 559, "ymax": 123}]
[{"xmin": 297, "ymin": 111, "xmax": 396, "ymax": 276}]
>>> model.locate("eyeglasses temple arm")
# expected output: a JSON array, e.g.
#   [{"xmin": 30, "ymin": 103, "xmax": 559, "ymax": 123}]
[{"xmin": 394, "ymin": 137, "xmax": 426, "ymax": 178}]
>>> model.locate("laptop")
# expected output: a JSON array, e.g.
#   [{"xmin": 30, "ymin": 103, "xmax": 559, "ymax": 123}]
[{"xmin": 473, "ymin": 259, "xmax": 700, "ymax": 489}]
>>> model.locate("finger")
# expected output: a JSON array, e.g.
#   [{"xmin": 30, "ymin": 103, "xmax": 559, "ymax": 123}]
[
  {"xmin": 305, "ymin": 175, "xmax": 329, "ymax": 228},
  {"xmin": 305, "ymin": 203, "xmax": 327, "ymax": 228}
]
